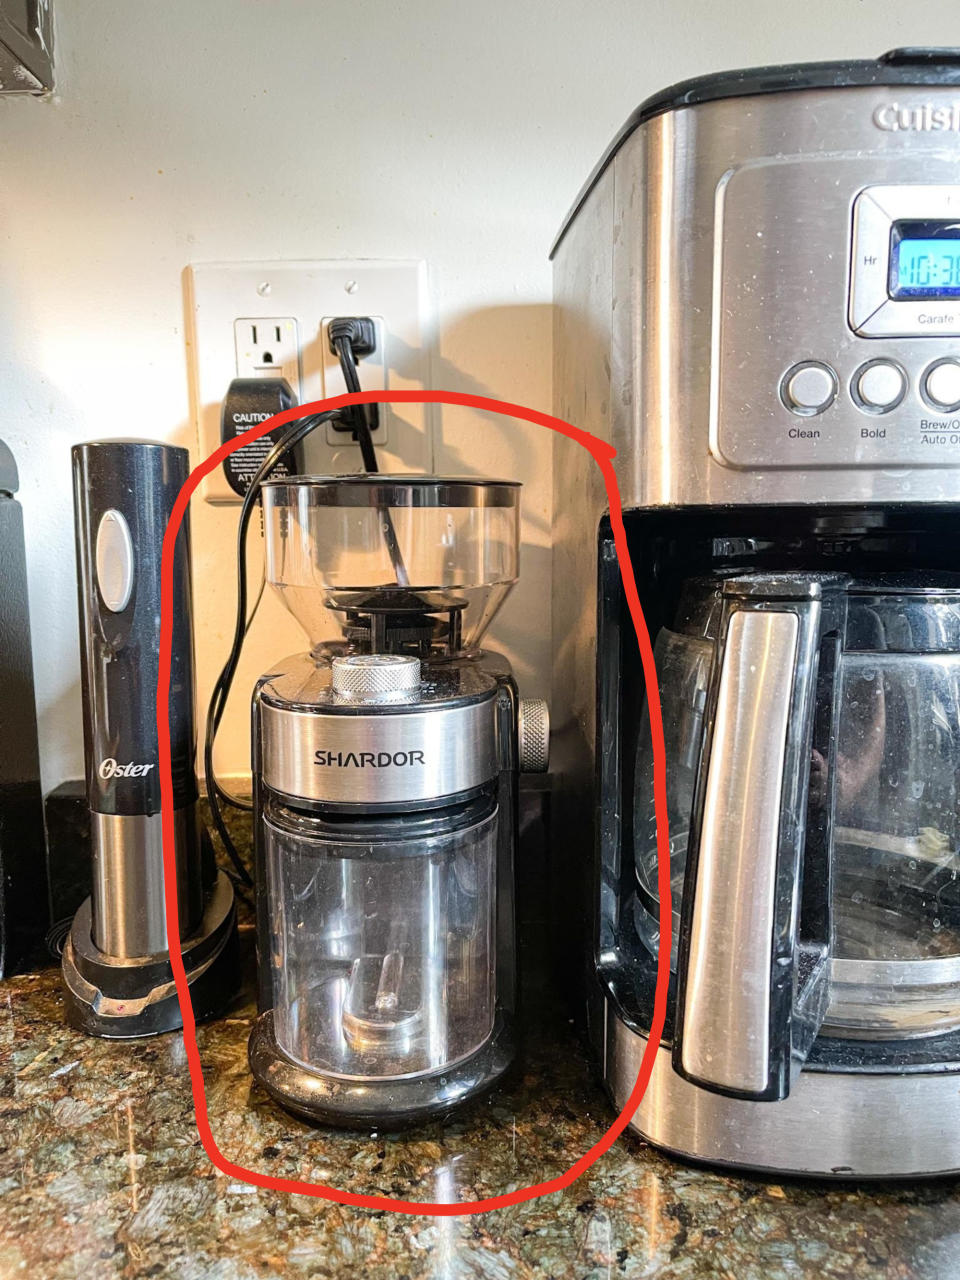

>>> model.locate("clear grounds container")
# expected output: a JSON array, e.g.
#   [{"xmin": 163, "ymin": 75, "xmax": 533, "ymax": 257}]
[
  {"xmin": 631, "ymin": 575, "xmax": 960, "ymax": 1042},
  {"xmin": 264, "ymin": 794, "xmax": 498, "ymax": 1080},
  {"xmin": 260, "ymin": 476, "xmax": 520, "ymax": 653}
]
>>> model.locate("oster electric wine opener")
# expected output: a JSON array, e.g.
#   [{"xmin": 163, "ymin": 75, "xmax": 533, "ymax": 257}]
[{"xmin": 61, "ymin": 439, "xmax": 238, "ymax": 1037}]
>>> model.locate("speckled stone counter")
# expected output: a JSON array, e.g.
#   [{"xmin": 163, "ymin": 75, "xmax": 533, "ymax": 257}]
[{"xmin": 3, "ymin": 830, "xmax": 960, "ymax": 1278}]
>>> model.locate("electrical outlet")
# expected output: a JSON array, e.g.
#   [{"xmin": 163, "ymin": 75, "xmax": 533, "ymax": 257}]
[
  {"xmin": 234, "ymin": 317, "xmax": 301, "ymax": 396},
  {"xmin": 184, "ymin": 262, "xmax": 433, "ymax": 503}
]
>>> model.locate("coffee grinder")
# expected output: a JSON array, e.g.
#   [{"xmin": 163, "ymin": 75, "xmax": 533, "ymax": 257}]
[{"xmin": 210, "ymin": 458, "xmax": 548, "ymax": 1127}]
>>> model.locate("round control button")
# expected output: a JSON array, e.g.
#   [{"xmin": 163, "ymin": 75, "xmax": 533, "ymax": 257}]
[
  {"xmin": 852, "ymin": 360, "xmax": 907, "ymax": 414},
  {"xmin": 780, "ymin": 362, "xmax": 838, "ymax": 416},
  {"xmin": 922, "ymin": 359, "xmax": 960, "ymax": 413}
]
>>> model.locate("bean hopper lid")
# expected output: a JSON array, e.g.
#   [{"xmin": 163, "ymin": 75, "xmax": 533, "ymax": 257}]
[{"xmin": 261, "ymin": 476, "xmax": 520, "ymax": 655}]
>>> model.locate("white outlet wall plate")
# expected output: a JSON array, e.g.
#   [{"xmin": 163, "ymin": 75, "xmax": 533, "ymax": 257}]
[{"xmin": 184, "ymin": 261, "xmax": 434, "ymax": 502}]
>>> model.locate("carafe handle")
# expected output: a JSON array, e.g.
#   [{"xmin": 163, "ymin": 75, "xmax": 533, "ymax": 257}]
[{"xmin": 672, "ymin": 575, "xmax": 841, "ymax": 1101}]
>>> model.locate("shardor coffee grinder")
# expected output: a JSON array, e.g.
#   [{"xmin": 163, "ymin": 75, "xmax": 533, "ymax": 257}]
[
  {"xmin": 552, "ymin": 48, "xmax": 960, "ymax": 1177},
  {"xmin": 243, "ymin": 475, "xmax": 548, "ymax": 1126}
]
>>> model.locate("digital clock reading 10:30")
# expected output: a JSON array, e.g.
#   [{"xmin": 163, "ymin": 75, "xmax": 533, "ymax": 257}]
[{"xmin": 891, "ymin": 220, "xmax": 960, "ymax": 299}]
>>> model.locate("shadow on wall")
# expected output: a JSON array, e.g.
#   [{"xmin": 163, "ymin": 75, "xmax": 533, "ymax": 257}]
[
  {"xmin": 422, "ymin": 303, "xmax": 554, "ymax": 697},
  {"xmin": 1, "ymin": 351, "xmax": 86, "ymax": 794}
]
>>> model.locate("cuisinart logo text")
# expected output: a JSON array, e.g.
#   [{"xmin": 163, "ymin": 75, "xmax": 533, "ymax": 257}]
[
  {"xmin": 99, "ymin": 758, "xmax": 155, "ymax": 779},
  {"xmin": 873, "ymin": 101, "xmax": 960, "ymax": 132},
  {"xmin": 314, "ymin": 749, "xmax": 426, "ymax": 769}
]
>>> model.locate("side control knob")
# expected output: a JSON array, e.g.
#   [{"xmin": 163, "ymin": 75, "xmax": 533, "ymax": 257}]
[
  {"xmin": 923, "ymin": 359, "xmax": 960, "ymax": 413},
  {"xmin": 518, "ymin": 698, "xmax": 550, "ymax": 773}
]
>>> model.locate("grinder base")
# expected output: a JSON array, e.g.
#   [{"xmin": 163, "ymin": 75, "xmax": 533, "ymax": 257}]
[
  {"xmin": 61, "ymin": 870, "xmax": 238, "ymax": 1038},
  {"xmin": 248, "ymin": 1008, "xmax": 515, "ymax": 1130}
]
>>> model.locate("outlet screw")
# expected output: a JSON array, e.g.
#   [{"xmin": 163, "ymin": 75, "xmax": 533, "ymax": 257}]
[
  {"xmin": 256, "ymin": 281, "xmax": 272, "ymax": 297},
  {"xmin": 344, "ymin": 280, "xmax": 359, "ymax": 294}
]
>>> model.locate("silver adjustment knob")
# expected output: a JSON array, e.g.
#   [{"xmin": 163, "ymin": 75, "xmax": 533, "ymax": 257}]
[
  {"xmin": 518, "ymin": 698, "xmax": 550, "ymax": 772},
  {"xmin": 331, "ymin": 654, "xmax": 421, "ymax": 703}
]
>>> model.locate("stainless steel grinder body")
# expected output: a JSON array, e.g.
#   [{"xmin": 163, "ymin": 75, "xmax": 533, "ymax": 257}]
[
  {"xmin": 551, "ymin": 50, "xmax": 960, "ymax": 1177},
  {"xmin": 248, "ymin": 648, "xmax": 524, "ymax": 1127}
]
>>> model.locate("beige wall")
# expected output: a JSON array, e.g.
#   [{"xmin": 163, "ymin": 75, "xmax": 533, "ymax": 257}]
[{"xmin": 3, "ymin": 0, "xmax": 959, "ymax": 787}]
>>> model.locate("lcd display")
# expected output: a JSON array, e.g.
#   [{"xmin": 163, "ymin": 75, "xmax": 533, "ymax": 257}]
[{"xmin": 890, "ymin": 221, "xmax": 960, "ymax": 299}]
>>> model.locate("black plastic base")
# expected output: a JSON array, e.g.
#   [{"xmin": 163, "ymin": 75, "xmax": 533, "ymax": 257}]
[
  {"xmin": 60, "ymin": 871, "xmax": 239, "ymax": 1038},
  {"xmin": 248, "ymin": 1009, "xmax": 515, "ymax": 1130}
]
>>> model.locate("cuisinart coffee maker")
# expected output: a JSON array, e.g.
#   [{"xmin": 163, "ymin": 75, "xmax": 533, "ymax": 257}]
[
  {"xmin": 552, "ymin": 49, "xmax": 960, "ymax": 1177},
  {"xmin": 246, "ymin": 476, "xmax": 548, "ymax": 1127}
]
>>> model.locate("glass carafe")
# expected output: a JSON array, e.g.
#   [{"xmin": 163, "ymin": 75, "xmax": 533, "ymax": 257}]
[
  {"xmin": 632, "ymin": 574, "xmax": 960, "ymax": 1053},
  {"xmin": 632, "ymin": 582, "xmax": 718, "ymax": 969},
  {"xmin": 828, "ymin": 584, "xmax": 960, "ymax": 1038}
]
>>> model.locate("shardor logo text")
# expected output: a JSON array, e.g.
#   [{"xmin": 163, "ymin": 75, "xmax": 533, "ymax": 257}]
[
  {"xmin": 99, "ymin": 758, "xmax": 155, "ymax": 779},
  {"xmin": 314, "ymin": 749, "xmax": 426, "ymax": 768},
  {"xmin": 873, "ymin": 102, "xmax": 960, "ymax": 132}
]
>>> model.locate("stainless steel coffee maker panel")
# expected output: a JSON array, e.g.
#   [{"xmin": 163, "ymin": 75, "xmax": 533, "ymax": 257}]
[
  {"xmin": 607, "ymin": 1017, "xmax": 960, "ymax": 1179},
  {"xmin": 553, "ymin": 84, "xmax": 960, "ymax": 511},
  {"xmin": 713, "ymin": 170, "xmax": 960, "ymax": 470}
]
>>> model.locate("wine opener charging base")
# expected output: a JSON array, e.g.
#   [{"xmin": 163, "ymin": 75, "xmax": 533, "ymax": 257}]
[{"xmin": 61, "ymin": 870, "xmax": 238, "ymax": 1039}]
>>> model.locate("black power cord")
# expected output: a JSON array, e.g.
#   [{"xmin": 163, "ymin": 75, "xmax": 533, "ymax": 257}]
[
  {"xmin": 205, "ymin": 409, "xmax": 343, "ymax": 886},
  {"xmin": 207, "ymin": 569, "xmax": 264, "ymax": 819},
  {"xmin": 329, "ymin": 320, "xmax": 409, "ymax": 586},
  {"xmin": 328, "ymin": 316, "xmax": 379, "ymax": 466}
]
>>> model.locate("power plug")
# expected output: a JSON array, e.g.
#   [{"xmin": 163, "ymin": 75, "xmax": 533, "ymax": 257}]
[
  {"xmin": 327, "ymin": 316, "xmax": 381, "ymax": 439},
  {"xmin": 327, "ymin": 316, "xmax": 378, "ymax": 358},
  {"xmin": 219, "ymin": 377, "xmax": 305, "ymax": 497}
]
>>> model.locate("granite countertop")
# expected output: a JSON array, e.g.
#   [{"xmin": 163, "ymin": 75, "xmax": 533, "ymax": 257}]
[{"xmin": 3, "ymin": 821, "xmax": 960, "ymax": 1278}]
